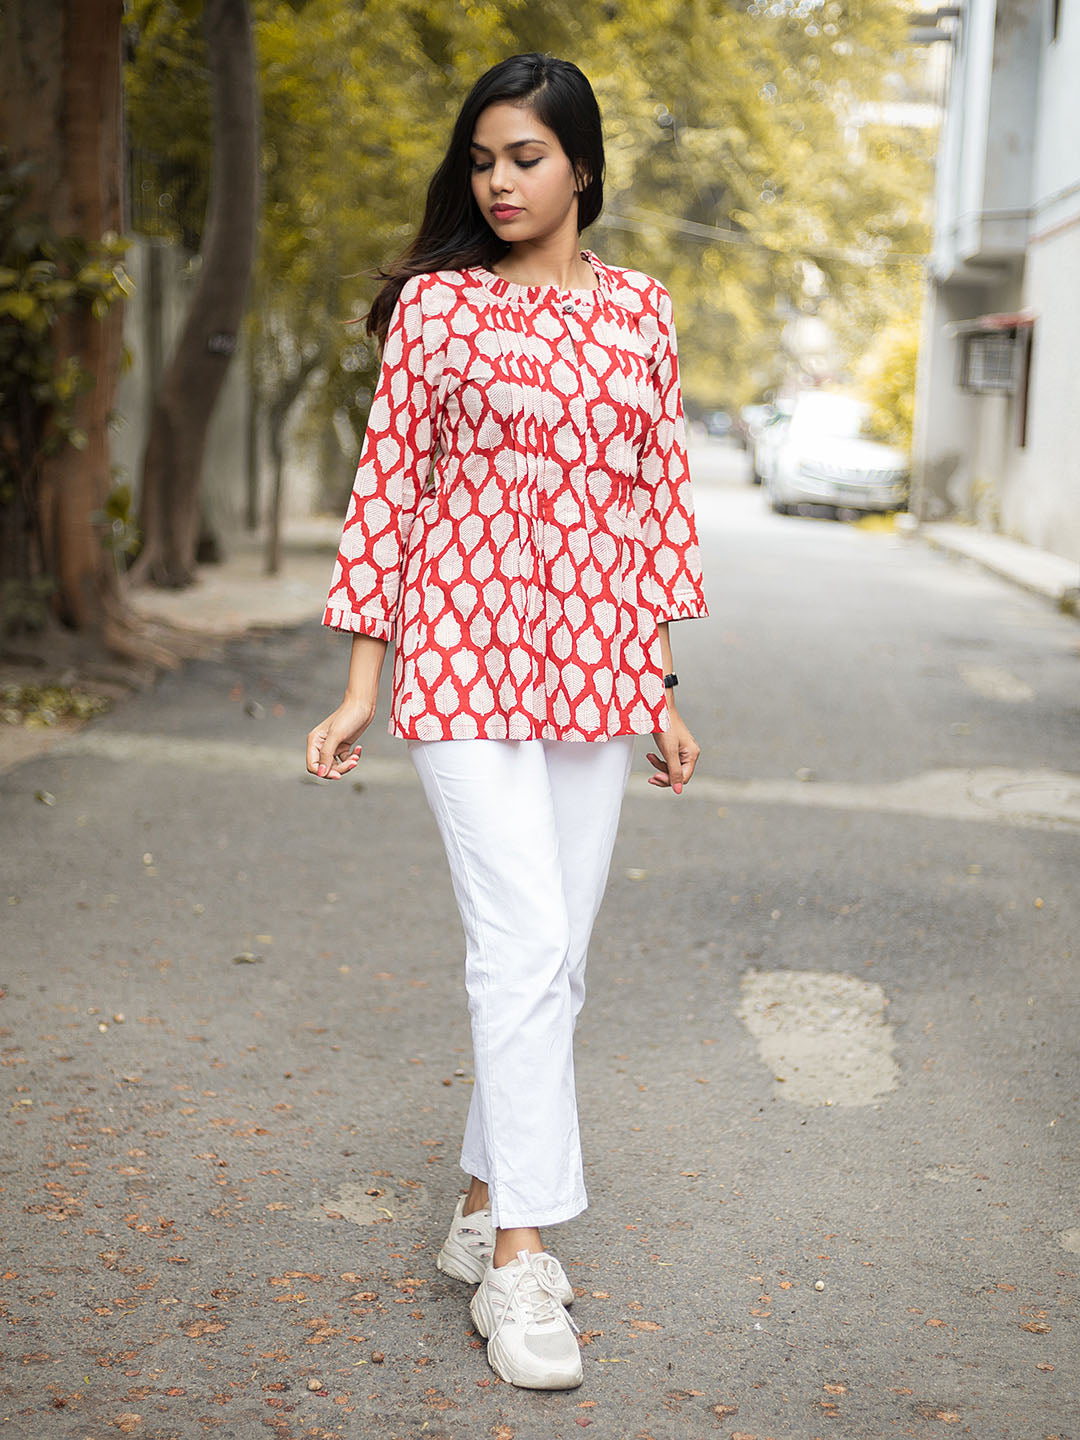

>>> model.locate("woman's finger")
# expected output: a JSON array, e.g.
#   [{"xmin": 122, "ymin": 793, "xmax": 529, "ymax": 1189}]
[
  {"xmin": 320, "ymin": 732, "xmax": 358, "ymax": 778},
  {"xmin": 307, "ymin": 727, "xmax": 329, "ymax": 776},
  {"xmin": 644, "ymin": 751, "xmax": 671, "ymax": 783},
  {"xmin": 665, "ymin": 737, "xmax": 687, "ymax": 793},
  {"xmin": 330, "ymin": 744, "xmax": 362, "ymax": 778},
  {"xmin": 646, "ymin": 747, "xmax": 676, "ymax": 789}
]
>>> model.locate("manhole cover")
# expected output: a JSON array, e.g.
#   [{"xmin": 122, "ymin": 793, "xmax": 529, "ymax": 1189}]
[{"xmin": 967, "ymin": 772, "xmax": 1080, "ymax": 825}]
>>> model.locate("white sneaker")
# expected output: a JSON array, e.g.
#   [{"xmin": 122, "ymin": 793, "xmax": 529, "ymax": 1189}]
[
  {"xmin": 469, "ymin": 1248, "xmax": 583, "ymax": 1390},
  {"xmin": 436, "ymin": 1195, "xmax": 495, "ymax": 1284},
  {"xmin": 436, "ymin": 1196, "xmax": 574, "ymax": 1303}
]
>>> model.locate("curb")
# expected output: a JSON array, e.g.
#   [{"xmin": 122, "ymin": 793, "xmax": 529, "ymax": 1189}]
[{"xmin": 900, "ymin": 517, "xmax": 1080, "ymax": 617}]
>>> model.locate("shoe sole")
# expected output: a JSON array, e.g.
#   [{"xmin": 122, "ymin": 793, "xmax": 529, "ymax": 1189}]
[
  {"xmin": 436, "ymin": 1244, "xmax": 488, "ymax": 1285},
  {"xmin": 469, "ymin": 1287, "xmax": 583, "ymax": 1390}
]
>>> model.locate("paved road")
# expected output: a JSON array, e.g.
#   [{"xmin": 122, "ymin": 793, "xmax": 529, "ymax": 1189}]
[{"xmin": 3, "ymin": 443, "xmax": 1078, "ymax": 1439}]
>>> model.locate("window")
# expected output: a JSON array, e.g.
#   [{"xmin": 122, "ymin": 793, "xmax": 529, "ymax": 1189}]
[
  {"xmin": 958, "ymin": 332, "xmax": 1017, "ymax": 393},
  {"xmin": 949, "ymin": 316, "xmax": 1035, "ymax": 447}
]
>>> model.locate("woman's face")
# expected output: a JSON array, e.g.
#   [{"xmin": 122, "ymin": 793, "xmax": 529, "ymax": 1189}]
[{"xmin": 470, "ymin": 101, "xmax": 584, "ymax": 242}]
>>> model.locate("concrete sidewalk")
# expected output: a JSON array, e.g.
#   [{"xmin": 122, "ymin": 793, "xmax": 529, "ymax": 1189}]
[
  {"xmin": 908, "ymin": 518, "xmax": 1080, "ymax": 616},
  {"xmin": 125, "ymin": 517, "xmax": 342, "ymax": 639},
  {"xmin": 0, "ymin": 520, "xmax": 343, "ymax": 777}
]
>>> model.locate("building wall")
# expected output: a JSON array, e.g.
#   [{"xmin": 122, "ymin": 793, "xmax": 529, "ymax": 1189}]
[
  {"xmin": 997, "ymin": 0, "xmax": 1080, "ymax": 557},
  {"xmin": 1001, "ymin": 224, "xmax": 1080, "ymax": 557},
  {"xmin": 914, "ymin": 0, "xmax": 1080, "ymax": 562}
]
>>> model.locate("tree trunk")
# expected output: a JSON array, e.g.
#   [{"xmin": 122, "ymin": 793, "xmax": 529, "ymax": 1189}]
[
  {"xmin": 263, "ymin": 352, "xmax": 321, "ymax": 576},
  {"xmin": 266, "ymin": 424, "xmax": 286, "ymax": 578},
  {"xmin": 1, "ymin": 0, "xmax": 126, "ymax": 634},
  {"xmin": 129, "ymin": 0, "xmax": 259, "ymax": 589},
  {"xmin": 245, "ymin": 338, "xmax": 260, "ymax": 533}
]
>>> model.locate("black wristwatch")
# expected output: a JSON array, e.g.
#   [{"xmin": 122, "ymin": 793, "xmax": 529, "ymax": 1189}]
[{"xmin": 663, "ymin": 673, "xmax": 678, "ymax": 689}]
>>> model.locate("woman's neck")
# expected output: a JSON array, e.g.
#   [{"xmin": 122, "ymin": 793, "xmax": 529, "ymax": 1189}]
[{"xmin": 490, "ymin": 241, "xmax": 595, "ymax": 291}]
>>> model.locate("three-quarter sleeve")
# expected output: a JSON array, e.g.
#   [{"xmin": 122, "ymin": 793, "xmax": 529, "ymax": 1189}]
[
  {"xmin": 634, "ymin": 284, "xmax": 709, "ymax": 623},
  {"xmin": 323, "ymin": 274, "xmax": 441, "ymax": 641}
]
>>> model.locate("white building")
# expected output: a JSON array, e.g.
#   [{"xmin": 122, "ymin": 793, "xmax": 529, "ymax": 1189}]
[{"xmin": 912, "ymin": 0, "xmax": 1080, "ymax": 563}]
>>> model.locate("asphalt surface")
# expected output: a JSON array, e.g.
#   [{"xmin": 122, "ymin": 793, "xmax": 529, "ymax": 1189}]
[{"xmin": 3, "ymin": 444, "xmax": 1078, "ymax": 1440}]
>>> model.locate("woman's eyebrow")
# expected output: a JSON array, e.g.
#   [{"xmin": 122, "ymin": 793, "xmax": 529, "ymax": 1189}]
[{"xmin": 469, "ymin": 138, "xmax": 550, "ymax": 153}]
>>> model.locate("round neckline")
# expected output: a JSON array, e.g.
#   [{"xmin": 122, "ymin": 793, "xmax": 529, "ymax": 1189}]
[{"xmin": 473, "ymin": 247, "xmax": 605, "ymax": 301}]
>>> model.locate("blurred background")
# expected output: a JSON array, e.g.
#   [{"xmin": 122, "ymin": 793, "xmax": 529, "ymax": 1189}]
[
  {"xmin": 3, "ymin": 0, "xmax": 1076, "ymax": 671},
  {"xmin": 0, "ymin": 1, "xmax": 944, "ymax": 649},
  {"xmin": 3, "ymin": 8, "xmax": 1079, "ymax": 1434}
]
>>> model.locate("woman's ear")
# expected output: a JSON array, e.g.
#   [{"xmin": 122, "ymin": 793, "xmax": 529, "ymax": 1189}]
[{"xmin": 574, "ymin": 161, "xmax": 591, "ymax": 192}]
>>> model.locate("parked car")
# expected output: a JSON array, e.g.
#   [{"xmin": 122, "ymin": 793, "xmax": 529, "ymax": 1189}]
[
  {"xmin": 751, "ymin": 402, "xmax": 793, "ymax": 487},
  {"xmin": 704, "ymin": 408, "xmax": 735, "ymax": 441},
  {"xmin": 762, "ymin": 391, "xmax": 909, "ymax": 516},
  {"xmin": 740, "ymin": 403, "xmax": 774, "ymax": 443}
]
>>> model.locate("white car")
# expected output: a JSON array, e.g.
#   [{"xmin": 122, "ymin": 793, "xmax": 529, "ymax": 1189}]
[
  {"xmin": 762, "ymin": 391, "xmax": 909, "ymax": 516},
  {"xmin": 751, "ymin": 402, "xmax": 794, "ymax": 487}
]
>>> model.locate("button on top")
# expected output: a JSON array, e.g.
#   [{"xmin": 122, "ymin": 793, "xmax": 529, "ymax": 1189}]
[{"xmin": 561, "ymin": 300, "xmax": 575, "ymax": 313}]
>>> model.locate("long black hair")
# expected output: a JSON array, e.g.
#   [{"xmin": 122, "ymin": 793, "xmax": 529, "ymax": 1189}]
[{"xmin": 364, "ymin": 53, "xmax": 605, "ymax": 349}]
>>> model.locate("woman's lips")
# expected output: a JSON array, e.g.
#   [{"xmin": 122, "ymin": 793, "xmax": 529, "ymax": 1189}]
[{"xmin": 491, "ymin": 205, "xmax": 523, "ymax": 219}]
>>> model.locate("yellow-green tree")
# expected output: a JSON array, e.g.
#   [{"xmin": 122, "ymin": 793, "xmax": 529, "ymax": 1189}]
[{"xmin": 125, "ymin": 0, "xmax": 934, "ymax": 530}]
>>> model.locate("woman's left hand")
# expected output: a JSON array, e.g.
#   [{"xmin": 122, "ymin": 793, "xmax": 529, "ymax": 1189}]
[{"xmin": 646, "ymin": 710, "xmax": 700, "ymax": 795}]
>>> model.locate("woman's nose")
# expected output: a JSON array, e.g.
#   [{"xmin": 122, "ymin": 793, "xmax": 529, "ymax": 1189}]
[{"xmin": 489, "ymin": 162, "xmax": 514, "ymax": 193}]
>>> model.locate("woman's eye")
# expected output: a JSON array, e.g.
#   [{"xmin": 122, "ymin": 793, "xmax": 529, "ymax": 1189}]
[{"xmin": 470, "ymin": 157, "xmax": 542, "ymax": 172}]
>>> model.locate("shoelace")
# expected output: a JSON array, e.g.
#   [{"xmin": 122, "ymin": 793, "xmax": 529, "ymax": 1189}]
[{"xmin": 487, "ymin": 1249, "xmax": 580, "ymax": 1346}]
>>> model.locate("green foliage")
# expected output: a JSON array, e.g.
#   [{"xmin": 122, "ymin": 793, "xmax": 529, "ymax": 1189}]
[
  {"xmin": 124, "ymin": 0, "xmax": 936, "ymax": 486},
  {"xmin": 123, "ymin": 1, "xmax": 212, "ymax": 247},
  {"xmin": 0, "ymin": 680, "xmax": 112, "ymax": 728},
  {"xmin": 858, "ymin": 303, "xmax": 922, "ymax": 449},
  {"xmin": 0, "ymin": 151, "xmax": 134, "ymax": 632},
  {"xmin": 0, "ymin": 161, "xmax": 132, "ymax": 457},
  {"xmin": 0, "ymin": 575, "xmax": 56, "ymax": 635},
  {"xmin": 91, "ymin": 481, "xmax": 142, "ymax": 558}
]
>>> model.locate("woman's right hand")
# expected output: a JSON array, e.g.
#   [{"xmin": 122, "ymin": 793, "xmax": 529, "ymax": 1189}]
[{"xmin": 305, "ymin": 693, "xmax": 375, "ymax": 780}]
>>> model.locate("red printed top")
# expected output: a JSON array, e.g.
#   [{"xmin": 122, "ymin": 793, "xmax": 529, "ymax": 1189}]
[{"xmin": 323, "ymin": 247, "xmax": 709, "ymax": 741}]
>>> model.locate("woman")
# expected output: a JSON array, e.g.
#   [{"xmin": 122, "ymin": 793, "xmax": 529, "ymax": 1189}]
[{"xmin": 305, "ymin": 52, "xmax": 708, "ymax": 1391}]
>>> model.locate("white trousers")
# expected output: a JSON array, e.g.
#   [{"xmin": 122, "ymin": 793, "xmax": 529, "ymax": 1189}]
[{"xmin": 407, "ymin": 735, "xmax": 635, "ymax": 1230}]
